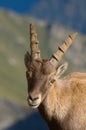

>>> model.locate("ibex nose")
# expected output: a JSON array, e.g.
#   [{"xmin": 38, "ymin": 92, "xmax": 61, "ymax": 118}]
[
  {"xmin": 27, "ymin": 93, "xmax": 41, "ymax": 108},
  {"xmin": 29, "ymin": 95, "xmax": 39, "ymax": 102}
]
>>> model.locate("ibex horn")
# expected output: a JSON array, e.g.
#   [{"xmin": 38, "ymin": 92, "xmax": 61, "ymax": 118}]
[
  {"xmin": 50, "ymin": 32, "xmax": 78, "ymax": 67},
  {"xmin": 30, "ymin": 24, "xmax": 41, "ymax": 60}
]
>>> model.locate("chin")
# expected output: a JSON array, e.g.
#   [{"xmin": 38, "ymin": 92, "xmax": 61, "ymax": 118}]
[{"xmin": 28, "ymin": 102, "xmax": 40, "ymax": 109}]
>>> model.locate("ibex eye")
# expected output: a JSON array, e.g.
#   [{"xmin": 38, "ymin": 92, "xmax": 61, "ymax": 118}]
[
  {"xmin": 50, "ymin": 79, "xmax": 55, "ymax": 83},
  {"xmin": 26, "ymin": 71, "xmax": 32, "ymax": 78},
  {"xmin": 30, "ymin": 68, "xmax": 34, "ymax": 72},
  {"xmin": 48, "ymin": 79, "xmax": 55, "ymax": 86}
]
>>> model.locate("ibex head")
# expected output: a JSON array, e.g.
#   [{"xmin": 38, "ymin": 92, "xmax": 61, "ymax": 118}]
[{"xmin": 24, "ymin": 24, "xmax": 77, "ymax": 108}]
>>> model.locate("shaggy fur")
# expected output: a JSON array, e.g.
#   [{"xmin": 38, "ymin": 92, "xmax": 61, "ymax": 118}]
[
  {"xmin": 38, "ymin": 72, "xmax": 86, "ymax": 130},
  {"xmin": 25, "ymin": 24, "xmax": 86, "ymax": 130}
]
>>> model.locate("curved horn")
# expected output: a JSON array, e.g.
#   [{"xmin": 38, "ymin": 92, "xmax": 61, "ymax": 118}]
[
  {"xmin": 50, "ymin": 32, "xmax": 78, "ymax": 67},
  {"xmin": 30, "ymin": 24, "xmax": 41, "ymax": 60}
]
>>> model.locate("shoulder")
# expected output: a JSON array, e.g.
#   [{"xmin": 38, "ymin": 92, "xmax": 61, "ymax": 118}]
[{"xmin": 64, "ymin": 72, "xmax": 86, "ymax": 80}]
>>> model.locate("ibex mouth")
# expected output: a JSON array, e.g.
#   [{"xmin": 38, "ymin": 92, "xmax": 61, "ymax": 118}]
[
  {"xmin": 28, "ymin": 102, "xmax": 40, "ymax": 108},
  {"xmin": 27, "ymin": 94, "xmax": 41, "ymax": 108}
]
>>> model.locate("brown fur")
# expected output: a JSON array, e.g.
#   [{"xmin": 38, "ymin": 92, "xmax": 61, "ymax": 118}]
[
  {"xmin": 38, "ymin": 73, "xmax": 86, "ymax": 130},
  {"xmin": 25, "ymin": 59, "xmax": 86, "ymax": 130},
  {"xmin": 25, "ymin": 25, "xmax": 86, "ymax": 130}
]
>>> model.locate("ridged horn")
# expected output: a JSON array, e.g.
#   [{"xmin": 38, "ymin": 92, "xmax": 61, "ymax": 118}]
[
  {"xmin": 50, "ymin": 32, "xmax": 78, "ymax": 67},
  {"xmin": 30, "ymin": 24, "xmax": 41, "ymax": 60}
]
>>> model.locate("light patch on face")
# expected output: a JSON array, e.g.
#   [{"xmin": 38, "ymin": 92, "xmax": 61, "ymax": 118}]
[{"xmin": 27, "ymin": 94, "xmax": 42, "ymax": 109}]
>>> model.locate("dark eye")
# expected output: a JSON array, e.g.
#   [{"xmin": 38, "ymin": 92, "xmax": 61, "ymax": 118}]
[
  {"xmin": 30, "ymin": 67, "xmax": 34, "ymax": 72},
  {"xmin": 26, "ymin": 71, "xmax": 33, "ymax": 79},
  {"xmin": 50, "ymin": 79, "xmax": 55, "ymax": 84},
  {"xmin": 48, "ymin": 78, "xmax": 55, "ymax": 86}
]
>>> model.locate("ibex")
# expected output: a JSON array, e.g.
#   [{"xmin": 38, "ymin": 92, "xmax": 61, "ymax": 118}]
[{"xmin": 24, "ymin": 24, "xmax": 86, "ymax": 130}]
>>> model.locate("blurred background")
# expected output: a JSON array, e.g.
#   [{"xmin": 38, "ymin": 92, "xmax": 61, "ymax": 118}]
[{"xmin": 0, "ymin": 0, "xmax": 86, "ymax": 130}]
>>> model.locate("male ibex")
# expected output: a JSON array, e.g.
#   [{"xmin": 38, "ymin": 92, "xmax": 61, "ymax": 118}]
[{"xmin": 24, "ymin": 24, "xmax": 86, "ymax": 130}]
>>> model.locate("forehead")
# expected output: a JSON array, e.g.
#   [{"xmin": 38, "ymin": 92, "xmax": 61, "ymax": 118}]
[{"xmin": 28, "ymin": 60, "xmax": 56, "ymax": 74}]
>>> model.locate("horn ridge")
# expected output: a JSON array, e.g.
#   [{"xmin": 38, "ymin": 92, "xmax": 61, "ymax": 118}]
[
  {"xmin": 30, "ymin": 24, "xmax": 41, "ymax": 60},
  {"xmin": 50, "ymin": 32, "xmax": 78, "ymax": 67},
  {"xmin": 58, "ymin": 46, "xmax": 65, "ymax": 53}
]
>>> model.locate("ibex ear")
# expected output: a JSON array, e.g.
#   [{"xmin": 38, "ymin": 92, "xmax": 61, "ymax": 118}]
[
  {"xmin": 24, "ymin": 51, "xmax": 31, "ymax": 69},
  {"xmin": 56, "ymin": 62, "xmax": 68, "ymax": 78}
]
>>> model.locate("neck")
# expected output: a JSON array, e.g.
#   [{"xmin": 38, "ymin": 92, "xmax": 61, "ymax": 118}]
[
  {"xmin": 38, "ymin": 84, "xmax": 57, "ymax": 121},
  {"xmin": 38, "ymin": 80, "xmax": 71, "ymax": 124}
]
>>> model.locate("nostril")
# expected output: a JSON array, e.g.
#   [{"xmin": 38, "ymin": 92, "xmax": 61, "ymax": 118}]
[
  {"xmin": 29, "ymin": 95, "xmax": 33, "ymax": 100},
  {"xmin": 29, "ymin": 95, "xmax": 39, "ymax": 101}
]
